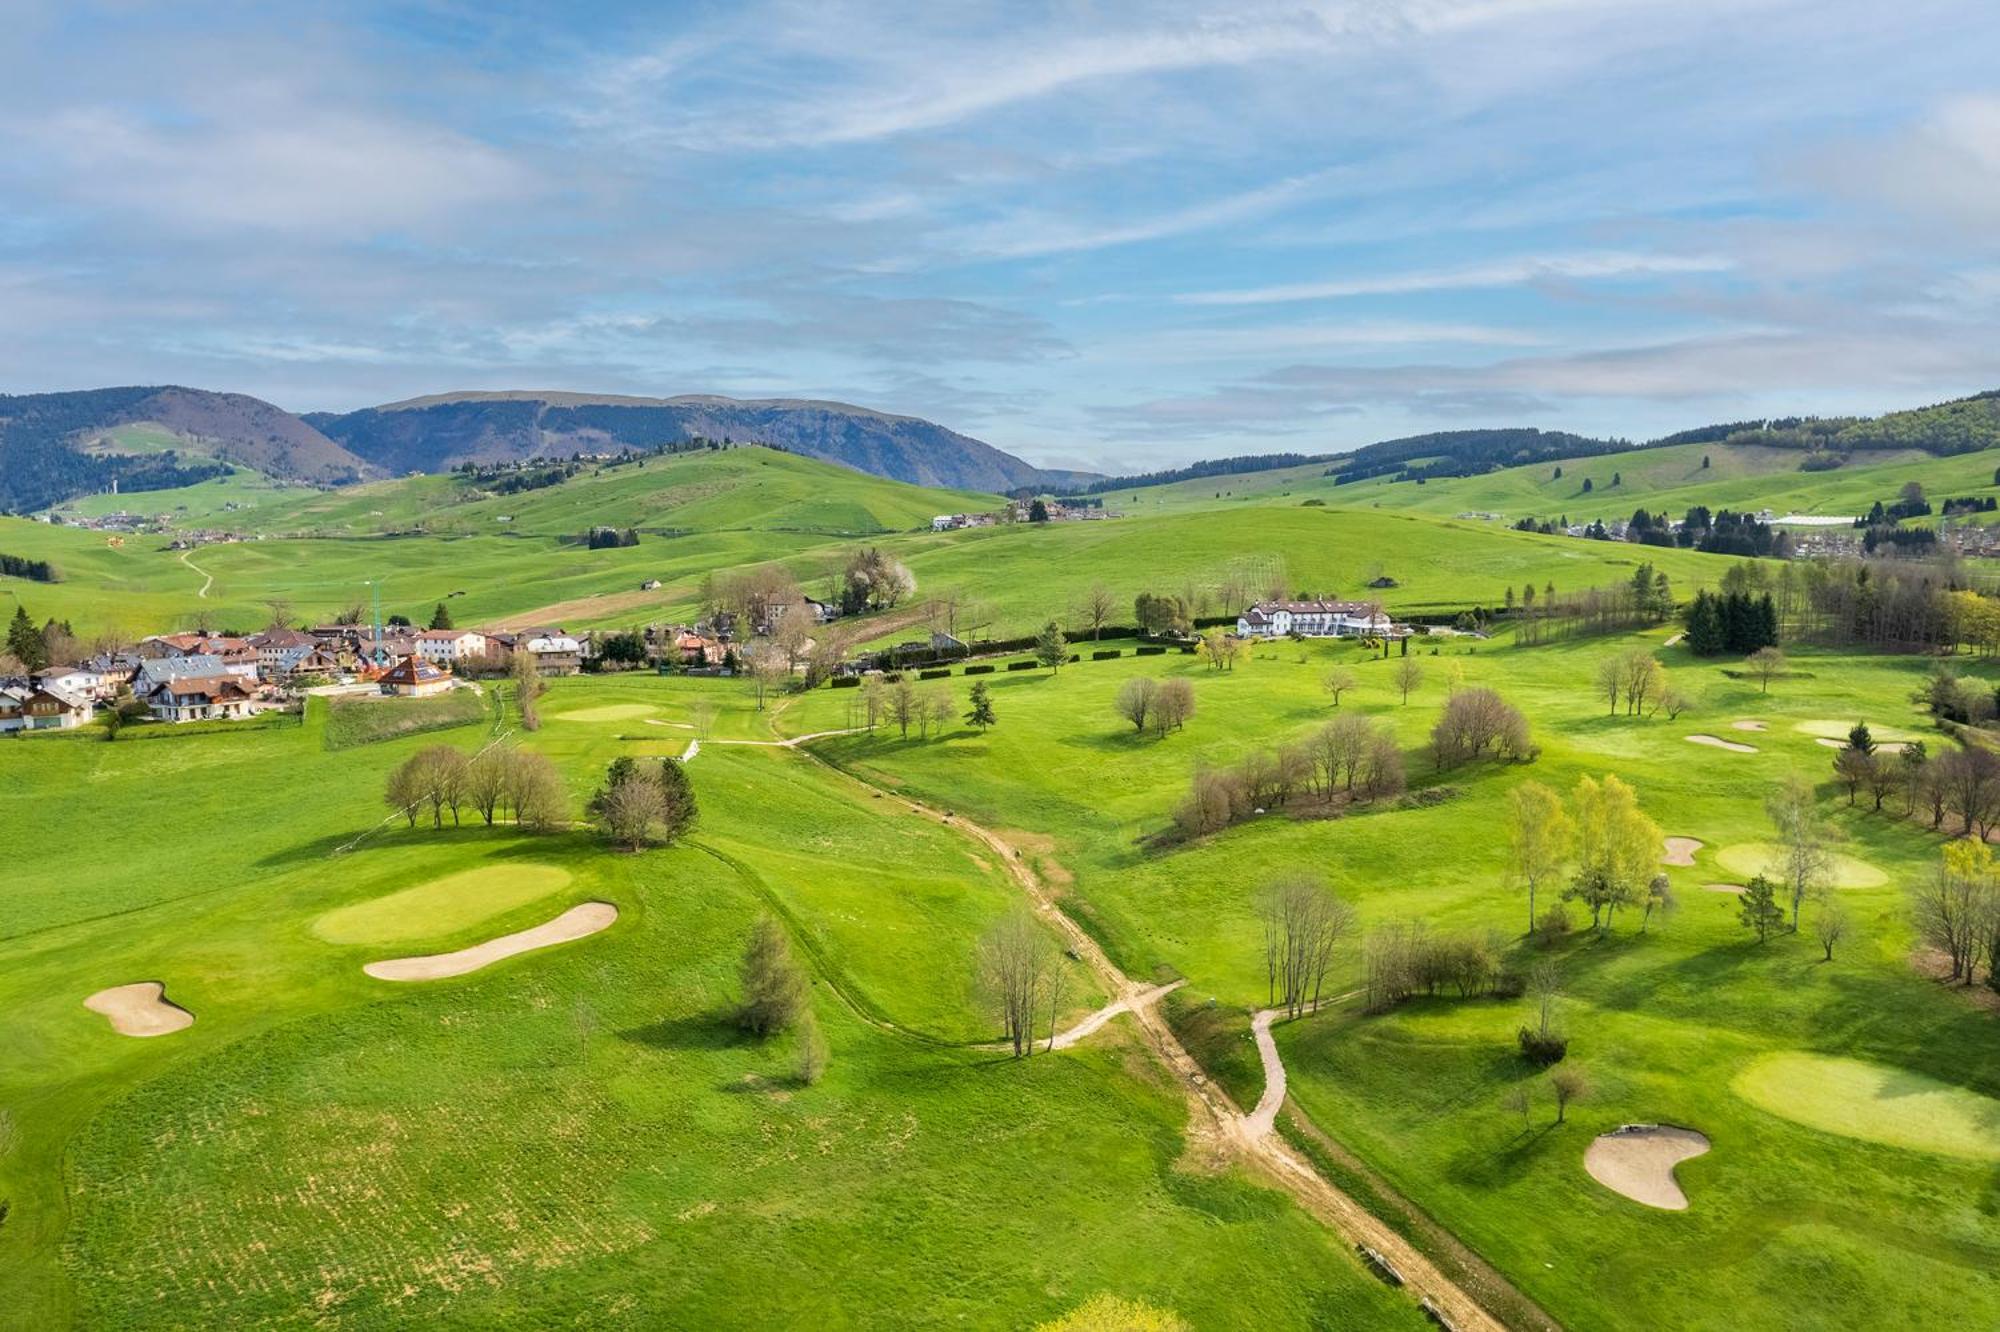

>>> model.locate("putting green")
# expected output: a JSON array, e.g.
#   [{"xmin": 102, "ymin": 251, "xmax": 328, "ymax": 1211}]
[
  {"xmin": 1733, "ymin": 1052, "xmax": 2000, "ymax": 1161},
  {"xmin": 1791, "ymin": 718, "xmax": 1928, "ymax": 745},
  {"xmin": 559, "ymin": 703, "xmax": 658, "ymax": 722},
  {"xmin": 1714, "ymin": 842, "xmax": 1888, "ymax": 889},
  {"xmin": 314, "ymin": 865, "xmax": 573, "ymax": 945}
]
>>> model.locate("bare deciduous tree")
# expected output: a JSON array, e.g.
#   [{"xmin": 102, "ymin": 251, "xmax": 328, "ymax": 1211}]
[
  {"xmin": 1393, "ymin": 656, "xmax": 1423, "ymax": 704},
  {"xmin": 1765, "ymin": 772, "xmax": 1833, "ymax": 931},
  {"xmin": 1114, "ymin": 677, "xmax": 1157, "ymax": 733},
  {"xmin": 1323, "ymin": 667, "xmax": 1358, "ymax": 708},
  {"xmin": 977, "ymin": 908, "xmax": 1060, "ymax": 1058},
  {"xmin": 600, "ymin": 777, "xmax": 668, "ymax": 849},
  {"xmin": 1257, "ymin": 874, "xmax": 1358, "ymax": 1018}
]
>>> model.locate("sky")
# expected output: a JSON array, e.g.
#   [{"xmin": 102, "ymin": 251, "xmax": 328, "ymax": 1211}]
[{"xmin": 3, "ymin": 0, "xmax": 1999, "ymax": 473}]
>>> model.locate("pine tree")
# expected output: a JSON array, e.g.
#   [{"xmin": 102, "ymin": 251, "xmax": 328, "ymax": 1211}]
[
  {"xmin": 1684, "ymin": 591, "xmax": 1724, "ymax": 655},
  {"xmin": 428, "ymin": 601, "xmax": 454, "ymax": 631},
  {"xmin": 7, "ymin": 605, "xmax": 48, "ymax": 671},
  {"xmin": 1034, "ymin": 621, "xmax": 1068, "ymax": 672},
  {"xmin": 966, "ymin": 680, "xmax": 997, "ymax": 731},
  {"xmin": 1738, "ymin": 875, "xmax": 1785, "ymax": 943},
  {"xmin": 655, "ymin": 756, "xmax": 699, "ymax": 842}
]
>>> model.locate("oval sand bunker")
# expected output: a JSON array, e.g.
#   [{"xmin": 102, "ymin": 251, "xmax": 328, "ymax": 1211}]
[
  {"xmin": 1584, "ymin": 1125, "xmax": 1711, "ymax": 1210},
  {"xmin": 1686, "ymin": 734, "xmax": 1756, "ymax": 753},
  {"xmin": 364, "ymin": 901, "xmax": 618, "ymax": 981},
  {"xmin": 85, "ymin": 982, "xmax": 194, "ymax": 1037}
]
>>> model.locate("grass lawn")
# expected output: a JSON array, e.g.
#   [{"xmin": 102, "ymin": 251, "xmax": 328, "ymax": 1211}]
[
  {"xmin": 0, "ymin": 673, "xmax": 1420, "ymax": 1328},
  {"xmin": 780, "ymin": 629, "xmax": 2000, "ymax": 1328}
]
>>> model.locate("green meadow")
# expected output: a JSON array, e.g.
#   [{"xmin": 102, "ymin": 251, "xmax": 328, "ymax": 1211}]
[
  {"xmin": 785, "ymin": 630, "xmax": 2000, "ymax": 1329},
  {"xmin": 0, "ymin": 676, "xmax": 1421, "ymax": 1329}
]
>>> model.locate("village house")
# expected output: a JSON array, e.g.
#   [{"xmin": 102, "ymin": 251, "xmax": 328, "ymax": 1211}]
[
  {"xmin": 249, "ymin": 627, "xmax": 318, "ymax": 679},
  {"xmin": 135, "ymin": 654, "xmax": 227, "ymax": 693},
  {"xmin": 378, "ymin": 654, "xmax": 455, "ymax": 698},
  {"xmin": 142, "ymin": 675, "xmax": 254, "ymax": 723},
  {"xmin": 34, "ymin": 663, "xmax": 113, "ymax": 702},
  {"xmin": 1236, "ymin": 599, "xmax": 1393, "ymax": 640},
  {"xmin": 0, "ymin": 684, "xmax": 91, "ymax": 732},
  {"xmin": 672, "ymin": 630, "xmax": 726, "ymax": 668},
  {"xmin": 414, "ymin": 628, "xmax": 490, "ymax": 666},
  {"xmin": 522, "ymin": 633, "xmax": 583, "ymax": 675}
]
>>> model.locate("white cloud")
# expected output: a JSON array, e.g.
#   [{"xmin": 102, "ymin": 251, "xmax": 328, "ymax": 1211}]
[
  {"xmin": 1178, "ymin": 251, "xmax": 1734, "ymax": 305},
  {"xmin": 17, "ymin": 102, "xmax": 528, "ymax": 237}
]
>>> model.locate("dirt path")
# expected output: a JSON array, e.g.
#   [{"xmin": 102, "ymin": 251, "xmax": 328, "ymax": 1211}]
[
  {"xmin": 178, "ymin": 548, "xmax": 213, "ymax": 598},
  {"xmin": 1248, "ymin": 1009, "xmax": 1289, "ymax": 1136},
  {"xmin": 705, "ymin": 727, "xmax": 870, "ymax": 748},
  {"xmin": 982, "ymin": 980, "xmax": 1186, "ymax": 1053},
  {"xmin": 796, "ymin": 743, "xmax": 1508, "ymax": 1332}
]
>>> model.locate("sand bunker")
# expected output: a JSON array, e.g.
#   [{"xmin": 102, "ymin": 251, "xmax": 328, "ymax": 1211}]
[
  {"xmin": 1686, "ymin": 734, "xmax": 1756, "ymax": 753},
  {"xmin": 1703, "ymin": 883, "xmax": 1746, "ymax": 895},
  {"xmin": 1793, "ymin": 718, "xmax": 1926, "ymax": 744},
  {"xmin": 316, "ymin": 864, "xmax": 572, "ymax": 946},
  {"xmin": 1733, "ymin": 1053, "xmax": 2000, "ymax": 1161},
  {"xmin": 1584, "ymin": 1125, "xmax": 1711, "ymax": 1210},
  {"xmin": 364, "ymin": 901, "xmax": 617, "ymax": 981},
  {"xmin": 85, "ymin": 982, "xmax": 194, "ymax": 1037},
  {"xmin": 1715, "ymin": 842, "xmax": 1887, "ymax": 889},
  {"xmin": 1662, "ymin": 837, "xmax": 1704, "ymax": 867},
  {"xmin": 1815, "ymin": 736, "xmax": 1910, "ymax": 754},
  {"xmin": 560, "ymin": 703, "xmax": 658, "ymax": 723},
  {"xmin": 1730, "ymin": 720, "xmax": 1767, "ymax": 732}
]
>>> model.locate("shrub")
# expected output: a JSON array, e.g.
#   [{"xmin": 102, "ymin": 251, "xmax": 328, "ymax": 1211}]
[
  {"xmin": 829, "ymin": 675, "xmax": 860, "ymax": 689},
  {"xmin": 1531, "ymin": 904, "xmax": 1573, "ymax": 945},
  {"xmin": 1136, "ymin": 645, "xmax": 1167, "ymax": 656},
  {"xmin": 1007, "ymin": 660, "xmax": 1038, "ymax": 671},
  {"xmin": 918, "ymin": 668, "xmax": 952, "ymax": 680},
  {"xmin": 1491, "ymin": 970, "xmax": 1527, "ymax": 999},
  {"xmin": 1517, "ymin": 1027, "xmax": 1569, "ymax": 1066},
  {"xmin": 1092, "ymin": 649, "xmax": 1121, "ymax": 660},
  {"xmin": 963, "ymin": 663, "xmax": 995, "ymax": 675}
]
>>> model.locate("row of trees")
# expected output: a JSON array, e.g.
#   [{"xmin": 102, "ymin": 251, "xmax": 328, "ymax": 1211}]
[
  {"xmin": 1362, "ymin": 921, "xmax": 1521, "ymax": 1015},
  {"xmin": 384, "ymin": 743, "xmax": 568, "ymax": 830},
  {"xmin": 5, "ymin": 605, "xmax": 77, "ymax": 673},
  {"xmin": 1682, "ymin": 589, "xmax": 1780, "ymax": 656},
  {"xmin": 1174, "ymin": 716, "xmax": 1406, "ymax": 836},
  {"xmin": 1508, "ymin": 571, "xmax": 1669, "ymax": 647},
  {"xmin": 1593, "ymin": 647, "xmax": 1688, "ymax": 717},
  {"xmin": 977, "ymin": 908, "xmax": 1070, "ymax": 1058}
]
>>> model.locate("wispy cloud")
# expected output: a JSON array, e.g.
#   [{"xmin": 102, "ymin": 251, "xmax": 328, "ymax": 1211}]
[{"xmin": 1177, "ymin": 252, "xmax": 1734, "ymax": 305}]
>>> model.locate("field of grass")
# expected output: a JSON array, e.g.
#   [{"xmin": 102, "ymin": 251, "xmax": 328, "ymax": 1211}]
[
  {"xmin": 0, "ymin": 672, "xmax": 1425, "ymax": 1329},
  {"xmin": 781, "ymin": 630, "xmax": 2000, "ymax": 1328},
  {"xmin": 323, "ymin": 688, "xmax": 492, "ymax": 748}
]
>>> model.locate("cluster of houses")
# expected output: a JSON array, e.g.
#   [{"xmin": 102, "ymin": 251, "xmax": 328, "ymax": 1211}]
[
  {"xmin": 0, "ymin": 599, "xmax": 829, "ymax": 735},
  {"xmin": 0, "ymin": 621, "xmax": 600, "ymax": 735}
]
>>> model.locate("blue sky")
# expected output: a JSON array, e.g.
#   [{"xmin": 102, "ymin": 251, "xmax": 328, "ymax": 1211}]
[{"xmin": 3, "ymin": 0, "xmax": 1999, "ymax": 471}]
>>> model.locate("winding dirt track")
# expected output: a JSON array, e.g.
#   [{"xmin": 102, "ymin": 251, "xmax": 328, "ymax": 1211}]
[
  {"xmin": 178, "ymin": 548, "xmax": 214, "ymax": 598},
  {"xmin": 789, "ymin": 732, "xmax": 1509, "ymax": 1332}
]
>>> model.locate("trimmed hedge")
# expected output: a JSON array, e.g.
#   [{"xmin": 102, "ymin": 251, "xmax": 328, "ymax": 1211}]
[
  {"xmin": 963, "ymin": 664, "xmax": 994, "ymax": 675},
  {"xmin": 1136, "ymin": 646, "xmax": 1166, "ymax": 656},
  {"xmin": 1006, "ymin": 660, "xmax": 1038, "ymax": 671},
  {"xmin": 829, "ymin": 675, "xmax": 860, "ymax": 689},
  {"xmin": 918, "ymin": 668, "xmax": 952, "ymax": 680},
  {"xmin": 1092, "ymin": 649, "xmax": 1121, "ymax": 660}
]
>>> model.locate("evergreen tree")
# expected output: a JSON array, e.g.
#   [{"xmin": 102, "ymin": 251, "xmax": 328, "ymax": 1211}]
[
  {"xmin": 1034, "ymin": 621, "xmax": 1068, "ymax": 672},
  {"xmin": 7, "ymin": 605, "xmax": 48, "ymax": 670},
  {"xmin": 965, "ymin": 680, "xmax": 997, "ymax": 731},
  {"xmin": 1846, "ymin": 722, "xmax": 1875, "ymax": 756},
  {"xmin": 1684, "ymin": 591, "xmax": 1724, "ymax": 655},
  {"xmin": 1755, "ymin": 593, "xmax": 1780, "ymax": 649},
  {"xmin": 1738, "ymin": 875, "xmax": 1785, "ymax": 943},
  {"xmin": 428, "ymin": 601, "xmax": 455, "ymax": 631},
  {"xmin": 655, "ymin": 756, "xmax": 699, "ymax": 842}
]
